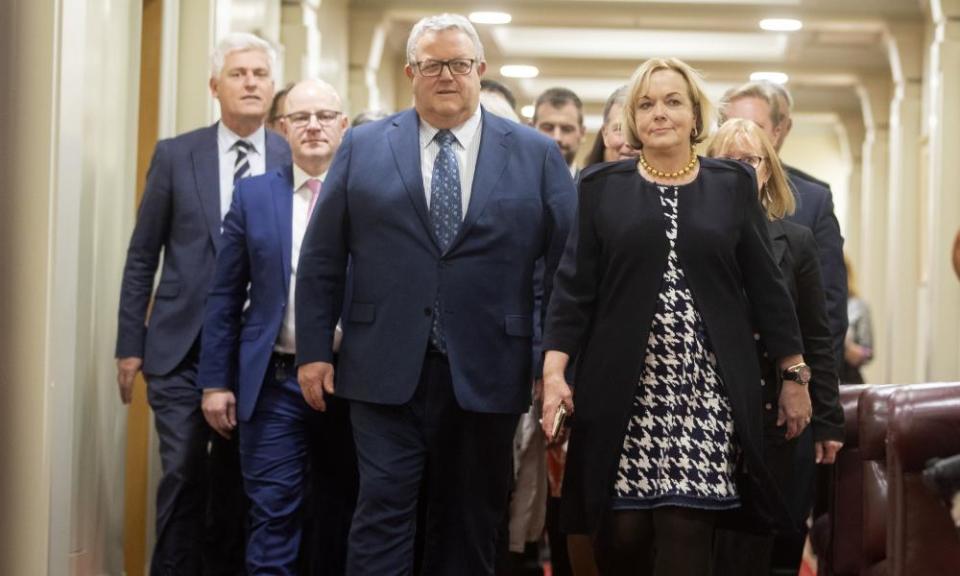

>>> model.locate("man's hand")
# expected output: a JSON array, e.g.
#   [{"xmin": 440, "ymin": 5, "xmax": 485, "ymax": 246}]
[
  {"xmin": 778, "ymin": 381, "xmax": 812, "ymax": 440},
  {"xmin": 815, "ymin": 440, "xmax": 844, "ymax": 464},
  {"xmin": 202, "ymin": 389, "xmax": 237, "ymax": 439},
  {"xmin": 116, "ymin": 356, "xmax": 143, "ymax": 404},
  {"xmin": 298, "ymin": 361, "xmax": 335, "ymax": 412}
]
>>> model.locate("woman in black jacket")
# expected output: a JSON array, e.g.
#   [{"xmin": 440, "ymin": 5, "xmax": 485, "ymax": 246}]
[
  {"xmin": 540, "ymin": 58, "xmax": 812, "ymax": 575},
  {"xmin": 707, "ymin": 118, "xmax": 844, "ymax": 574}
]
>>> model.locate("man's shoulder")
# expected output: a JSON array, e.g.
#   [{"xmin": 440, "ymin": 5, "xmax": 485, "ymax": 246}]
[
  {"xmin": 784, "ymin": 164, "xmax": 831, "ymax": 191},
  {"xmin": 787, "ymin": 170, "xmax": 832, "ymax": 203},
  {"xmin": 161, "ymin": 123, "xmax": 217, "ymax": 150}
]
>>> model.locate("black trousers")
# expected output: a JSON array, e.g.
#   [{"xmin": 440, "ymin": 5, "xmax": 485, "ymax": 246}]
[
  {"xmin": 347, "ymin": 352, "xmax": 519, "ymax": 575},
  {"xmin": 146, "ymin": 344, "xmax": 246, "ymax": 576},
  {"xmin": 594, "ymin": 507, "xmax": 716, "ymax": 576}
]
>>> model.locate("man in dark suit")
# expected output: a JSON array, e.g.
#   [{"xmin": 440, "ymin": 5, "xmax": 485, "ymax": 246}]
[
  {"xmin": 720, "ymin": 81, "xmax": 848, "ymax": 573},
  {"xmin": 198, "ymin": 79, "xmax": 355, "ymax": 576},
  {"xmin": 295, "ymin": 13, "xmax": 576, "ymax": 575},
  {"xmin": 720, "ymin": 82, "xmax": 848, "ymax": 383},
  {"xmin": 115, "ymin": 33, "xmax": 290, "ymax": 575}
]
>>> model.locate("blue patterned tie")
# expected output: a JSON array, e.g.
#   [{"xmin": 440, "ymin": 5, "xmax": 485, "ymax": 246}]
[{"xmin": 429, "ymin": 129, "xmax": 462, "ymax": 352}]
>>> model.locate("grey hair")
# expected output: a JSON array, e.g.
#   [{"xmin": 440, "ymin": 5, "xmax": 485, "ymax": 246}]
[
  {"xmin": 405, "ymin": 13, "xmax": 485, "ymax": 65},
  {"xmin": 765, "ymin": 81, "xmax": 795, "ymax": 113},
  {"xmin": 210, "ymin": 32, "xmax": 276, "ymax": 78},
  {"xmin": 719, "ymin": 81, "xmax": 786, "ymax": 127}
]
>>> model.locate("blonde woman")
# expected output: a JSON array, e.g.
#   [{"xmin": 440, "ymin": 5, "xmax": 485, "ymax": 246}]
[
  {"xmin": 707, "ymin": 118, "xmax": 844, "ymax": 574},
  {"xmin": 541, "ymin": 59, "xmax": 809, "ymax": 575}
]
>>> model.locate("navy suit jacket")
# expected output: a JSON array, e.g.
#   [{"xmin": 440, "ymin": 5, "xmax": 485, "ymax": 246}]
[
  {"xmin": 295, "ymin": 108, "xmax": 576, "ymax": 414},
  {"xmin": 116, "ymin": 123, "xmax": 290, "ymax": 376},
  {"xmin": 783, "ymin": 166, "xmax": 849, "ymax": 371},
  {"xmin": 198, "ymin": 165, "xmax": 300, "ymax": 422}
]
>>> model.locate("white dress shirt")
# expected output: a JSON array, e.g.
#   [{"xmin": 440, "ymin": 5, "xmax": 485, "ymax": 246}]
[
  {"xmin": 217, "ymin": 122, "xmax": 266, "ymax": 222},
  {"xmin": 274, "ymin": 165, "xmax": 326, "ymax": 354},
  {"xmin": 418, "ymin": 105, "xmax": 483, "ymax": 216}
]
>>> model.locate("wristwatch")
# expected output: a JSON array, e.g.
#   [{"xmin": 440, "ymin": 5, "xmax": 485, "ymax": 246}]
[{"xmin": 781, "ymin": 362, "xmax": 812, "ymax": 386}]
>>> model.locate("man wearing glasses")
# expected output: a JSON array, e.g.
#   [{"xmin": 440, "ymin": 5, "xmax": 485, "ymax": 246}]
[
  {"xmin": 116, "ymin": 33, "xmax": 289, "ymax": 574},
  {"xmin": 295, "ymin": 12, "xmax": 576, "ymax": 575},
  {"xmin": 198, "ymin": 79, "xmax": 354, "ymax": 575}
]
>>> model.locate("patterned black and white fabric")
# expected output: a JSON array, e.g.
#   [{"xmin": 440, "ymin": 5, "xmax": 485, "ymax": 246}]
[{"xmin": 611, "ymin": 184, "xmax": 740, "ymax": 511}]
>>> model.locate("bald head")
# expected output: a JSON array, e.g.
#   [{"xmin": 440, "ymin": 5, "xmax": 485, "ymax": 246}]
[{"xmin": 282, "ymin": 79, "xmax": 348, "ymax": 176}]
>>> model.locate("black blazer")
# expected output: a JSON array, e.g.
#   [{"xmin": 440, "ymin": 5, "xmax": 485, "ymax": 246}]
[
  {"xmin": 765, "ymin": 219, "xmax": 844, "ymax": 443},
  {"xmin": 543, "ymin": 157, "xmax": 803, "ymax": 533}
]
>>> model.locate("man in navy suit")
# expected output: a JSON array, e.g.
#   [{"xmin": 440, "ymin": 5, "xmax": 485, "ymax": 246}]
[
  {"xmin": 720, "ymin": 81, "xmax": 848, "ymax": 573},
  {"xmin": 720, "ymin": 82, "xmax": 848, "ymax": 384},
  {"xmin": 115, "ymin": 33, "xmax": 290, "ymax": 575},
  {"xmin": 295, "ymin": 13, "xmax": 576, "ymax": 575},
  {"xmin": 198, "ymin": 79, "xmax": 354, "ymax": 575}
]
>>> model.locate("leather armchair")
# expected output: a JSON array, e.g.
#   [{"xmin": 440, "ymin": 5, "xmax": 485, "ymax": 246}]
[
  {"xmin": 828, "ymin": 384, "xmax": 871, "ymax": 576},
  {"xmin": 886, "ymin": 382, "xmax": 960, "ymax": 576}
]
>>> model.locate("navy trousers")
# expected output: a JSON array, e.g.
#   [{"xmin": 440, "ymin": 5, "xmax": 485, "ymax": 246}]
[
  {"xmin": 347, "ymin": 352, "xmax": 518, "ymax": 576},
  {"xmin": 239, "ymin": 354, "xmax": 357, "ymax": 575},
  {"xmin": 146, "ymin": 346, "xmax": 246, "ymax": 576}
]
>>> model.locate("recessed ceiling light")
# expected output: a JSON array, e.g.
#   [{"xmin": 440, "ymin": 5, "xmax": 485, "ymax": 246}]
[
  {"xmin": 469, "ymin": 11, "xmax": 512, "ymax": 25},
  {"xmin": 750, "ymin": 71, "xmax": 789, "ymax": 84},
  {"xmin": 521, "ymin": 105, "xmax": 535, "ymax": 118},
  {"xmin": 759, "ymin": 18, "xmax": 802, "ymax": 32},
  {"xmin": 500, "ymin": 64, "xmax": 539, "ymax": 79}
]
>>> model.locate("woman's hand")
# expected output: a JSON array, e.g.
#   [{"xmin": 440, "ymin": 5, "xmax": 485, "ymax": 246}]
[
  {"xmin": 778, "ymin": 381, "xmax": 812, "ymax": 440},
  {"xmin": 541, "ymin": 351, "xmax": 574, "ymax": 443}
]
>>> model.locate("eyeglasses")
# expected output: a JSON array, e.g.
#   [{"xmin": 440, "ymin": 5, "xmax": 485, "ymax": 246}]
[
  {"xmin": 285, "ymin": 110, "xmax": 342, "ymax": 128},
  {"xmin": 414, "ymin": 58, "xmax": 477, "ymax": 77},
  {"xmin": 723, "ymin": 155, "xmax": 764, "ymax": 168}
]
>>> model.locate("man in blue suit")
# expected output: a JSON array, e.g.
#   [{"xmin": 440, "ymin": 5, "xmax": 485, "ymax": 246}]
[
  {"xmin": 115, "ymin": 33, "xmax": 290, "ymax": 575},
  {"xmin": 199, "ymin": 79, "xmax": 354, "ymax": 575},
  {"xmin": 720, "ymin": 81, "xmax": 848, "ymax": 574},
  {"xmin": 295, "ymin": 13, "xmax": 576, "ymax": 575},
  {"xmin": 720, "ymin": 82, "xmax": 849, "ymax": 384}
]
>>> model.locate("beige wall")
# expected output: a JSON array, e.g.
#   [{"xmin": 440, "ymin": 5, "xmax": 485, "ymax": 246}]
[
  {"xmin": 0, "ymin": 1, "xmax": 143, "ymax": 574},
  {"xmin": 0, "ymin": 0, "xmax": 56, "ymax": 573}
]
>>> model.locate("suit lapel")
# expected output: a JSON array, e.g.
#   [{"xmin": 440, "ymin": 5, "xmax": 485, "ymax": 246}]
[
  {"xmin": 387, "ymin": 110, "xmax": 438, "ymax": 251},
  {"xmin": 272, "ymin": 166, "xmax": 294, "ymax": 294},
  {"xmin": 193, "ymin": 123, "xmax": 222, "ymax": 252},
  {"xmin": 452, "ymin": 108, "xmax": 509, "ymax": 250},
  {"xmin": 767, "ymin": 219, "xmax": 788, "ymax": 266}
]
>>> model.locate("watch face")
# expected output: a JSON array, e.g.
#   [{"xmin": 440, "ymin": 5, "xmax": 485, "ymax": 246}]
[{"xmin": 798, "ymin": 365, "xmax": 812, "ymax": 383}]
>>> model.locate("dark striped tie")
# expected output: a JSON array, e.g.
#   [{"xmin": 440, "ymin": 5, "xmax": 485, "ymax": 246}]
[{"xmin": 233, "ymin": 140, "xmax": 252, "ymax": 185}]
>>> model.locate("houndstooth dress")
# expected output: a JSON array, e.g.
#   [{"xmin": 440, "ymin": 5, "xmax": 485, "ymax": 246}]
[{"xmin": 610, "ymin": 184, "xmax": 741, "ymax": 511}]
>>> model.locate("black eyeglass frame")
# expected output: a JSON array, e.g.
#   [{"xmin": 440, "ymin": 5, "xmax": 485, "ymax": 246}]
[{"xmin": 413, "ymin": 58, "xmax": 478, "ymax": 77}]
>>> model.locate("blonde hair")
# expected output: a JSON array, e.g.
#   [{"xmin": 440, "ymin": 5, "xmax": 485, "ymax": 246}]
[
  {"xmin": 622, "ymin": 58, "xmax": 713, "ymax": 149},
  {"xmin": 706, "ymin": 118, "xmax": 795, "ymax": 220}
]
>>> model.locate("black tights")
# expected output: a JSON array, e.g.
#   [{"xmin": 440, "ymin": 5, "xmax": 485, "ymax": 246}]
[{"xmin": 594, "ymin": 507, "xmax": 716, "ymax": 576}]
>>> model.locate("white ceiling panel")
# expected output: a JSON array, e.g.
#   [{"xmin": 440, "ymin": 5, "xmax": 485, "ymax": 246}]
[{"xmin": 491, "ymin": 26, "xmax": 789, "ymax": 62}]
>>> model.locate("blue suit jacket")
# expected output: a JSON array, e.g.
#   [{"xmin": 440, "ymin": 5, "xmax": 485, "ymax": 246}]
[
  {"xmin": 295, "ymin": 108, "xmax": 576, "ymax": 414},
  {"xmin": 198, "ymin": 165, "xmax": 298, "ymax": 421},
  {"xmin": 783, "ymin": 166, "xmax": 849, "ymax": 370},
  {"xmin": 116, "ymin": 123, "xmax": 290, "ymax": 376}
]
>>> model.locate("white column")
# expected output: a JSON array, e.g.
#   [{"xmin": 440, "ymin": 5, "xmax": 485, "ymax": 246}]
[
  {"xmin": 923, "ymin": 0, "xmax": 960, "ymax": 380},
  {"xmin": 856, "ymin": 79, "xmax": 892, "ymax": 384},
  {"xmin": 884, "ymin": 24, "xmax": 925, "ymax": 383}
]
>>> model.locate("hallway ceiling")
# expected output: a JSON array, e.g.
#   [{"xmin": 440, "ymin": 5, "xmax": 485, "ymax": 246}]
[{"xmin": 352, "ymin": 0, "xmax": 924, "ymax": 129}]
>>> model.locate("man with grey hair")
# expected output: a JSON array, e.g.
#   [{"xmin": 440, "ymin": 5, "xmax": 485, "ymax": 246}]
[
  {"xmin": 720, "ymin": 81, "xmax": 847, "ymax": 378},
  {"xmin": 116, "ymin": 32, "xmax": 290, "ymax": 574},
  {"xmin": 295, "ymin": 12, "xmax": 575, "ymax": 575},
  {"xmin": 718, "ymin": 81, "xmax": 847, "ymax": 575}
]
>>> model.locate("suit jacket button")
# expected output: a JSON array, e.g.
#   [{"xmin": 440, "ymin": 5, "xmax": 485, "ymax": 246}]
[
  {"xmin": 424, "ymin": 307, "xmax": 432, "ymax": 316},
  {"xmin": 764, "ymin": 402, "xmax": 773, "ymax": 411}
]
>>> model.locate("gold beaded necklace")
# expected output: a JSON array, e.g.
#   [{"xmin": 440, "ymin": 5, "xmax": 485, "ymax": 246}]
[{"xmin": 638, "ymin": 146, "xmax": 698, "ymax": 179}]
